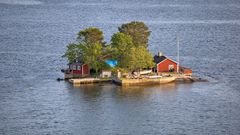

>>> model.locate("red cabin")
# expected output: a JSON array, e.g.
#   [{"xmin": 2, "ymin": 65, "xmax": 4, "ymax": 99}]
[
  {"xmin": 180, "ymin": 67, "xmax": 193, "ymax": 76},
  {"xmin": 67, "ymin": 62, "xmax": 90, "ymax": 78},
  {"xmin": 153, "ymin": 53, "xmax": 192, "ymax": 75}
]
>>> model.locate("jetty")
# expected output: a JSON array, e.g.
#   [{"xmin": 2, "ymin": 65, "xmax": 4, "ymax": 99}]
[
  {"xmin": 113, "ymin": 76, "xmax": 176, "ymax": 86},
  {"xmin": 69, "ymin": 78, "xmax": 111, "ymax": 85},
  {"xmin": 66, "ymin": 74, "xmax": 206, "ymax": 86}
]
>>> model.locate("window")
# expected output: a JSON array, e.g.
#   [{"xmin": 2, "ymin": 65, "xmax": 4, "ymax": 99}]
[
  {"xmin": 77, "ymin": 65, "xmax": 81, "ymax": 70},
  {"xmin": 169, "ymin": 65, "xmax": 174, "ymax": 72},
  {"xmin": 72, "ymin": 65, "xmax": 76, "ymax": 70}
]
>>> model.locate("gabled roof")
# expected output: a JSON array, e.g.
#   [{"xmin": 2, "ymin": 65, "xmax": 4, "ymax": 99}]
[
  {"xmin": 153, "ymin": 55, "xmax": 167, "ymax": 64},
  {"xmin": 68, "ymin": 61, "xmax": 84, "ymax": 66},
  {"xmin": 153, "ymin": 55, "xmax": 178, "ymax": 64}
]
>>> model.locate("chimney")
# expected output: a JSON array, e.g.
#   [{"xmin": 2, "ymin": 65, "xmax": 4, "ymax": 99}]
[{"xmin": 158, "ymin": 52, "xmax": 163, "ymax": 57}]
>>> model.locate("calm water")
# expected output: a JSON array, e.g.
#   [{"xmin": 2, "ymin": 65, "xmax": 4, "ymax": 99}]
[{"xmin": 1, "ymin": 0, "xmax": 240, "ymax": 134}]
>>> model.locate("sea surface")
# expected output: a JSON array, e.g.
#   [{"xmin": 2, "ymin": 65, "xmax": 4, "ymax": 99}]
[{"xmin": 1, "ymin": 0, "xmax": 240, "ymax": 134}]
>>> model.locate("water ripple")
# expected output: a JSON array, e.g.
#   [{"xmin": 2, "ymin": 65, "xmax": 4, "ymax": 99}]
[{"xmin": 0, "ymin": 0, "xmax": 42, "ymax": 5}]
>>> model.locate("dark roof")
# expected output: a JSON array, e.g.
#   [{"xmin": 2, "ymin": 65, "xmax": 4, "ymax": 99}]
[
  {"xmin": 154, "ymin": 55, "xmax": 167, "ymax": 64},
  {"xmin": 68, "ymin": 61, "xmax": 83, "ymax": 66}
]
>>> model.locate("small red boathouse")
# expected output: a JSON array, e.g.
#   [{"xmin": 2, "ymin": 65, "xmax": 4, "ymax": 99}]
[
  {"xmin": 154, "ymin": 53, "xmax": 192, "ymax": 75},
  {"xmin": 68, "ymin": 62, "xmax": 90, "ymax": 78}
]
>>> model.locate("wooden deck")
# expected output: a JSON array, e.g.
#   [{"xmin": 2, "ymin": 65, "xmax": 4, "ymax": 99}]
[
  {"xmin": 69, "ymin": 78, "xmax": 111, "ymax": 85},
  {"xmin": 68, "ymin": 75, "xmax": 207, "ymax": 86},
  {"xmin": 112, "ymin": 77, "xmax": 176, "ymax": 86}
]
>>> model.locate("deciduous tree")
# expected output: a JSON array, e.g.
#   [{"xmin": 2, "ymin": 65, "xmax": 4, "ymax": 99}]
[
  {"xmin": 77, "ymin": 27, "xmax": 104, "ymax": 45},
  {"xmin": 118, "ymin": 21, "xmax": 150, "ymax": 48},
  {"xmin": 62, "ymin": 43, "xmax": 83, "ymax": 63},
  {"xmin": 110, "ymin": 32, "xmax": 134, "ymax": 67},
  {"xmin": 81, "ymin": 42, "xmax": 103, "ymax": 74},
  {"xmin": 124, "ymin": 46, "xmax": 154, "ymax": 71}
]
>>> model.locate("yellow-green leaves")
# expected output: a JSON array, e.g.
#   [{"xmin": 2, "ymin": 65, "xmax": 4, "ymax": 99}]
[
  {"xmin": 62, "ymin": 43, "xmax": 83, "ymax": 63},
  {"xmin": 118, "ymin": 21, "xmax": 151, "ymax": 48},
  {"xmin": 81, "ymin": 42, "xmax": 103, "ymax": 73},
  {"xmin": 77, "ymin": 27, "xmax": 104, "ymax": 45},
  {"xmin": 124, "ymin": 47, "xmax": 154, "ymax": 71},
  {"xmin": 63, "ymin": 22, "xmax": 154, "ymax": 73},
  {"xmin": 111, "ymin": 32, "xmax": 134, "ymax": 66}
]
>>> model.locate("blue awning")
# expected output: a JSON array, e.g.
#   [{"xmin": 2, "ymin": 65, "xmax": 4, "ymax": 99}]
[{"xmin": 105, "ymin": 59, "xmax": 118, "ymax": 67}]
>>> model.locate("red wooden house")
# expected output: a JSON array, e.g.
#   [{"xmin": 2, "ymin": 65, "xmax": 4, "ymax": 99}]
[
  {"xmin": 65, "ymin": 62, "xmax": 90, "ymax": 79},
  {"xmin": 154, "ymin": 53, "xmax": 192, "ymax": 75},
  {"xmin": 180, "ymin": 67, "xmax": 192, "ymax": 75}
]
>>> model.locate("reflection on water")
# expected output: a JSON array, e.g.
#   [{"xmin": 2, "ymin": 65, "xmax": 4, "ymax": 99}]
[
  {"xmin": 69, "ymin": 82, "xmax": 193, "ymax": 100},
  {"xmin": 73, "ymin": 83, "xmax": 103, "ymax": 98},
  {"xmin": 0, "ymin": 0, "xmax": 42, "ymax": 5},
  {"xmin": 118, "ymin": 83, "xmax": 180, "ymax": 97}
]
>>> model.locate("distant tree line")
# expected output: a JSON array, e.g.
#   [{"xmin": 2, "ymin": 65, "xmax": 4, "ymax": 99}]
[{"xmin": 63, "ymin": 21, "xmax": 155, "ymax": 74}]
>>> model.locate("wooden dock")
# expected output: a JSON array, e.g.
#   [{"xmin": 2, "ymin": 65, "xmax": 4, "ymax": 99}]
[
  {"xmin": 69, "ymin": 78, "xmax": 111, "ymax": 85},
  {"xmin": 68, "ymin": 75, "xmax": 207, "ymax": 86},
  {"xmin": 112, "ymin": 77, "xmax": 176, "ymax": 86},
  {"xmin": 173, "ymin": 74, "xmax": 208, "ymax": 83}
]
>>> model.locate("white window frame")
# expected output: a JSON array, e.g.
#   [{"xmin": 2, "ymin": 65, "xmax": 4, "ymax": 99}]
[
  {"xmin": 168, "ymin": 65, "xmax": 174, "ymax": 70},
  {"xmin": 72, "ymin": 65, "xmax": 76, "ymax": 70},
  {"xmin": 77, "ymin": 65, "xmax": 81, "ymax": 70}
]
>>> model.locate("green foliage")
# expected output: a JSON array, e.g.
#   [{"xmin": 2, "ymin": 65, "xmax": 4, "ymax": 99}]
[
  {"xmin": 77, "ymin": 27, "xmax": 104, "ymax": 45},
  {"xmin": 63, "ymin": 22, "xmax": 155, "ymax": 75},
  {"xmin": 63, "ymin": 42, "xmax": 104, "ymax": 74},
  {"xmin": 111, "ymin": 32, "xmax": 133, "ymax": 52},
  {"xmin": 102, "ymin": 44, "xmax": 113, "ymax": 55},
  {"xmin": 118, "ymin": 21, "xmax": 151, "ymax": 48},
  {"xmin": 63, "ymin": 27, "xmax": 106, "ymax": 74},
  {"xmin": 101, "ymin": 62, "xmax": 112, "ymax": 71},
  {"xmin": 62, "ymin": 43, "xmax": 83, "ymax": 63},
  {"xmin": 109, "ymin": 32, "xmax": 153, "ymax": 72},
  {"xmin": 80, "ymin": 42, "xmax": 103, "ymax": 74},
  {"xmin": 124, "ymin": 46, "xmax": 154, "ymax": 71},
  {"xmin": 110, "ymin": 32, "xmax": 134, "ymax": 67}
]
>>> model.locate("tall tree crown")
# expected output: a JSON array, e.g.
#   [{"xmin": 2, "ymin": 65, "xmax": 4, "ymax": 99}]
[
  {"xmin": 118, "ymin": 21, "xmax": 151, "ymax": 48},
  {"xmin": 111, "ymin": 32, "xmax": 133, "ymax": 54},
  {"xmin": 77, "ymin": 27, "xmax": 104, "ymax": 44}
]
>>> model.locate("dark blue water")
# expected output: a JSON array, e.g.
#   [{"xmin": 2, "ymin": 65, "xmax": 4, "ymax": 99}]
[{"xmin": 1, "ymin": 0, "xmax": 240, "ymax": 134}]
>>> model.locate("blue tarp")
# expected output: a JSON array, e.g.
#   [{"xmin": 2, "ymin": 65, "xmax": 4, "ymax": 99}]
[{"xmin": 105, "ymin": 59, "xmax": 118, "ymax": 67}]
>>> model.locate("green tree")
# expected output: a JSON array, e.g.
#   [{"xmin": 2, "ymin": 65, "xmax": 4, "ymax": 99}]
[
  {"xmin": 124, "ymin": 46, "xmax": 154, "ymax": 71},
  {"xmin": 80, "ymin": 42, "xmax": 103, "ymax": 74},
  {"xmin": 118, "ymin": 21, "xmax": 151, "ymax": 48},
  {"xmin": 77, "ymin": 27, "xmax": 104, "ymax": 45},
  {"xmin": 63, "ymin": 24, "xmax": 154, "ymax": 76},
  {"xmin": 62, "ymin": 43, "xmax": 83, "ymax": 63},
  {"xmin": 110, "ymin": 32, "xmax": 134, "ymax": 66},
  {"xmin": 63, "ymin": 42, "xmax": 104, "ymax": 74}
]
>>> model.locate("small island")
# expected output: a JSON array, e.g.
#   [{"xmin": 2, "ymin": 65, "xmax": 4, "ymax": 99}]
[{"xmin": 62, "ymin": 21, "xmax": 202, "ymax": 86}]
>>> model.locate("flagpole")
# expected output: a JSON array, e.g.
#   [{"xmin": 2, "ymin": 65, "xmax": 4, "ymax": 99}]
[{"xmin": 177, "ymin": 36, "xmax": 180, "ymax": 74}]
